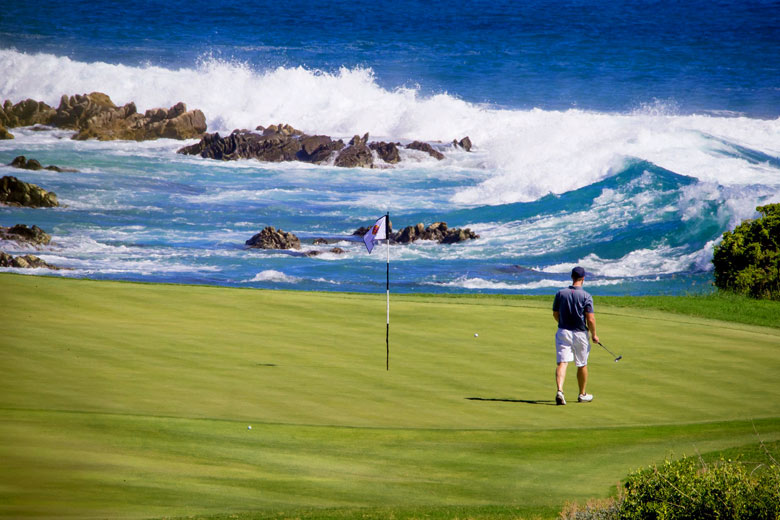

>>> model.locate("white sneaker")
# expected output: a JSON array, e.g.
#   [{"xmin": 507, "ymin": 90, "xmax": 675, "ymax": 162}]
[
  {"xmin": 578, "ymin": 393, "xmax": 594, "ymax": 402},
  {"xmin": 556, "ymin": 391, "xmax": 566, "ymax": 405}
]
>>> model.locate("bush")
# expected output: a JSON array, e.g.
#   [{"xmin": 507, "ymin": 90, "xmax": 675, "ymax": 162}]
[
  {"xmin": 712, "ymin": 203, "xmax": 780, "ymax": 300},
  {"xmin": 561, "ymin": 454, "xmax": 780, "ymax": 520}
]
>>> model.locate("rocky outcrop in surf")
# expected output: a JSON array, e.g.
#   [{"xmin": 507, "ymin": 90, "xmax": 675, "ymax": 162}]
[
  {"xmin": 405, "ymin": 141, "xmax": 445, "ymax": 160},
  {"xmin": 179, "ymin": 124, "xmax": 470, "ymax": 168},
  {"xmin": 0, "ymin": 124, "xmax": 13, "ymax": 140},
  {"xmin": 334, "ymin": 133, "xmax": 373, "ymax": 168},
  {"xmin": 0, "ymin": 251, "xmax": 60, "ymax": 270},
  {"xmin": 1, "ymin": 93, "xmax": 206, "ymax": 141},
  {"xmin": 0, "ymin": 224, "xmax": 52, "ymax": 246},
  {"xmin": 53, "ymin": 93, "xmax": 207, "ymax": 141},
  {"xmin": 352, "ymin": 221, "xmax": 479, "ymax": 244},
  {"xmin": 10, "ymin": 156, "xmax": 77, "ymax": 173},
  {"xmin": 0, "ymin": 176, "xmax": 59, "ymax": 207},
  {"xmin": 245, "ymin": 226, "xmax": 302, "ymax": 250},
  {"xmin": 0, "ymin": 99, "xmax": 56, "ymax": 129}
]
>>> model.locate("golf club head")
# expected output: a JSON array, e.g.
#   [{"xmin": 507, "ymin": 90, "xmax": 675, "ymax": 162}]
[{"xmin": 614, "ymin": 356, "xmax": 622, "ymax": 362}]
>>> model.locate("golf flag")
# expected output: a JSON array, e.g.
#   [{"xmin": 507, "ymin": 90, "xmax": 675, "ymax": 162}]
[{"xmin": 363, "ymin": 215, "xmax": 387, "ymax": 254}]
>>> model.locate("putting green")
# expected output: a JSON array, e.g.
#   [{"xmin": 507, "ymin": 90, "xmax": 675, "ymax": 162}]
[{"xmin": 1, "ymin": 273, "xmax": 779, "ymax": 519}]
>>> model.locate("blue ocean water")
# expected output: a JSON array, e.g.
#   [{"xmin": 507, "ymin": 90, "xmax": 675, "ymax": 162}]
[{"xmin": 1, "ymin": 1, "xmax": 779, "ymax": 294}]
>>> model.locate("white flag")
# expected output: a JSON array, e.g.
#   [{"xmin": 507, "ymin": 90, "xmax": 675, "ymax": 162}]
[{"xmin": 363, "ymin": 215, "xmax": 387, "ymax": 254}]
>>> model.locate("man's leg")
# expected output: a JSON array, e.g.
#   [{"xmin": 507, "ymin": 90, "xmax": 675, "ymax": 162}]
[
  {"xmin": 577, "ymin": 365, "xmax": 588, "ymax": 395},
  {"xmin": 556, "ymin": 362, "xmax": 568, "ymax": 392}
]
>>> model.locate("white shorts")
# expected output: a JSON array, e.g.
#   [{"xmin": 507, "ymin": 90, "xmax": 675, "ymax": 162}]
[{"xmin": 555, "ymin": 328, "xmax": 590, "ymax": 367}]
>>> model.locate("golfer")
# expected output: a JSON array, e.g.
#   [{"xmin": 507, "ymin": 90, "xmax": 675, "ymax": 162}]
[{"xmin": 552, "ymin": 266, "xmax": 598, "ymax": 405}]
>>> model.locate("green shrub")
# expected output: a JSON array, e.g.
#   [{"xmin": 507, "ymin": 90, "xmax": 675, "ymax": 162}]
[
  {"xmin": 712, "ymin": 203, "xmax": 780, "ymax": 300},
  {"xmin": 561, "ymin": 453, "xmax": 780, "ymax": 520}
]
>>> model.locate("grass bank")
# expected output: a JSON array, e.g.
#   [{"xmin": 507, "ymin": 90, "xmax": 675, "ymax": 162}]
[{"xmin": 1, "ymin": 273, "xmax": 779, "ymax": 519}]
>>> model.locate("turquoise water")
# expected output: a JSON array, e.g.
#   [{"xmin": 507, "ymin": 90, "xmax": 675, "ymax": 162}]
[{"xmin": 1, "ymin": 1, "xmax": 778, "ymax": 294}]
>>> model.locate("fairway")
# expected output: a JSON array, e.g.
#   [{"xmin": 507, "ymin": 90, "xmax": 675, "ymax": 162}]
[{"xmin": 1, "ymin": 273, "xmax": 779, "ymax": 519}]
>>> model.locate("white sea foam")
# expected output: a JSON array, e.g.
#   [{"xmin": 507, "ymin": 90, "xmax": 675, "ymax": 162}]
[
  {"xmin": 424, "ymin": 276, "xmax": 626, "ymax": 291},
  {"xmin": 543, "ymin": 240, "xmax": 718, "ymax": 278},
  {"xmin": 2, "ymin": 49, "xmax": 778, "ymax": 206},
  {"xmin": 245, "ymin": 270, "xmax": 301, "ymax": 283}
]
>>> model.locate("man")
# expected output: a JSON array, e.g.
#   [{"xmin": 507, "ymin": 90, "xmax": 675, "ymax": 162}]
[{"xmin": 552, "ymin": 266, "xmax": 598, "ymax": 405}]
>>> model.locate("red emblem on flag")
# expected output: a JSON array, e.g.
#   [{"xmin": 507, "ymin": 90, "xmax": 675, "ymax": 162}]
[{"xmin": 372, "ymin": 224, "xmax": 380, "ymax": 235}]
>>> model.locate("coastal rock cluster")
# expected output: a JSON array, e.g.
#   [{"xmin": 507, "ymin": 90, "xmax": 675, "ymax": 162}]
[
  {"xmin": 0, "ymin": 93, "xmax": 206, "ymax": 141},
  {"xmin": 246, "ymin": 226, "xmax": 302, "ymax": 250},
  {"xmin": 0, "ymin": 176, "xmax": 59, "ymax": 207},
  {"xmin": 10, "ymin": 155, "xmax": 77, "ymax": 173},
  {"xmin": 179, "ymin": 125, "xmax": 471, "ymax": 168},
  {"xmin": 0, "ymin": 224, "xmax": 52, "ymax": 246},
  {"xmin": 245, "ymin": 221, "xmax": 478, "ymax": 252},
  {"xmin": 353, "ymin": 221, "xmax": 479, "ymax": 244},
  {"xmin": 0, "ymin": 251, "xmax": 59, "ymax": 270}
]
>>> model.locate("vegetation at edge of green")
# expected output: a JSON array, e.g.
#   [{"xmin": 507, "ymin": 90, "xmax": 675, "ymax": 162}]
[
  {"xmin": 561, "ymin": 440, "xmax": 780, "ymax": 520},
  {"xmin": 713, "ymin": 203, "xmax": 780, "ymax": 301},
  {"xmin": 1, "ymin": 273, "xmax": 780, "ymax": 519}
]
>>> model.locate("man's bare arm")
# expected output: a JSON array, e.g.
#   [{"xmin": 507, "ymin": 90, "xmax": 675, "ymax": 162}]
[
  {"xmin": 553, "ymin": 311, "xmax": 559, "ymax": 323},
  {"xmin": 586, "ymin": 312, "xmax": 599, "ymax": 343}
]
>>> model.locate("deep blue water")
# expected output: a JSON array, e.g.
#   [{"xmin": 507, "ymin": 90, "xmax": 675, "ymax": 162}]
[{"xmin": 1, "ymin": 0, "xmax": 779, "ymax": 294}]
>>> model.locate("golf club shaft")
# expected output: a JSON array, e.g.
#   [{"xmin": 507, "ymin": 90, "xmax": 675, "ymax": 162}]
[{"xmin": 597, "ymin": 341, "xmax": 618, "ymax": 358}]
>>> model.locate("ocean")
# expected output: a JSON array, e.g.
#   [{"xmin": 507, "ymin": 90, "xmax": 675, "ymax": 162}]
[{"xmin": 1, "ymin": 0, "xmax": 778, "ymax": 295}]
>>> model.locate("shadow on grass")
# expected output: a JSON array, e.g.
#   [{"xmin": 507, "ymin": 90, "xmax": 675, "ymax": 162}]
[{"xmin": 467, "ymin": 397, "xmax": 557, "ymax": 406}]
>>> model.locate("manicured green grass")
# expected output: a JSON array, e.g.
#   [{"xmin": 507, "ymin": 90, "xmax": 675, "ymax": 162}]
[
  {"xmin": 1, "ymin": 273, "xmax": 779, "ymax": 519},
  {"xmin": 396, "ymin": 291, "xmax": 780, "ymax": 329}
]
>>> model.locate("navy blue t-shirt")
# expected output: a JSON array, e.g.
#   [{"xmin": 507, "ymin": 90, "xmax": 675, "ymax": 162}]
[{"xmin": 552, "ymin": 285, "xmax": 594, "ymax": 332}]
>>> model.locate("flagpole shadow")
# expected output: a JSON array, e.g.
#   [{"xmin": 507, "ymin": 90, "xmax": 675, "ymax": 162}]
[{"xmin": 466, "ymin": 397, "xmax": 557, "ymax": 406}]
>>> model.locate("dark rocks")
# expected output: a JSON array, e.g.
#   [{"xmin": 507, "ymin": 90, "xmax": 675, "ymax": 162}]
[
  {"xmin": 334, "ymin": 133, "xmax": 373, "ymax": 168},
  {"xmin": 406, "ymin": 141, "xmax": 445, "ymax": 160},
  {"xmin": 370, "ymin": 141, "xmax": 401, "ymax": 164},
  {"xmin": 298, "ymin": 135, "xmax": 345, "ymax": 163},
  {"xmin": 304, "ymin": 247, "xmax": 345, "ymax": 257},
  {"xmin": 10, "ymin": 156, "xmax": 77, "ymax": 173},
  {"xmin": 246, "ymin": 226, "xmax": 301, "ymax": 250},
  {"xmin": 353, "ymin": 221, "xmax": 477, "ymax": 244},
  {"xmin": 0, "ymin": 98, "xmax": 56, "ymax": 128},
  {"xmin": 0, "ymin": 224, "xmax": 52, "ymax": 246},
  {"xmin": 0, "ymin": 124, "xmax": 13, "ymax": 140},
  {"xmin": 452, "ymin": 136, "xmax": 472, "ymax": 151},
  {"xmin": 0, "ymin": 251, "xmax": 60, "ymax": 269},
  {"xmin": 51, "ymin": 93, "xmax": 207, "ymax": 141},
  {"xmin": 312, "ymin": 238, "xmax": 330, "ymax": 245},
  {"xmin": 180, "ymin": 129, "xmax": 306, "ymax": 162},
  {"xmin": 0, "ymin": 176, "xmax": 59, "ymax": 207},
  {"xmin": 394, "ymin": 221, "xmax": 479, "ymax": 244}
]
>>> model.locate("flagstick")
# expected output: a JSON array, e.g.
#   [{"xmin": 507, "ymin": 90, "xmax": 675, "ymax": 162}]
[{"xmin": 385, "ymin": 212, "xmax": 390, "ymax": 371}]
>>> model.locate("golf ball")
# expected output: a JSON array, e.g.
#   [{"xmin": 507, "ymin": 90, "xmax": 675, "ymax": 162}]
[
  {"xmin": 474, "ymin": 333, "xmax": 479, "ymax": 337},
  {"xmin": 247, "ymin": 425, "xmax": 252, "ymax": 430}
]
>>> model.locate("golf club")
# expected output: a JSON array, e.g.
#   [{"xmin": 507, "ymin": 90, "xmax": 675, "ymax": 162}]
[{"xmin": 597, "ymin": 341, "xmax": 622, "ymax": 362}]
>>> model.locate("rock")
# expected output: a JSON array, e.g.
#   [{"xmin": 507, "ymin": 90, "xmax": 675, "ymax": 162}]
[
  {"xmin": 0, "ymin": 98, "xmax": 56, "ymax": 128},
  {"xmin": 369, "ymin": 141, "xmax": 401, "ymax": 164},
  {"xmin": 9, "ymin": 156, "xmax": 77, "ymax": 173},
  {"xmin": 49, "ymin": 92, "xmax": 206, "ymax": 141},
  {"xmin": 245, "ymin": 226, "xmax": 301, "ymax": 250},
  {"xmin": 0, "ymin": 176, "xmax": 59, "ymax": 207},
  {"xmin": 452, "ymin": 136, "xmax": 472, "ymax": 151},
  {"xmin": 298, "ymin": 135, "xmax": 345, "ymax": 163},
  {"xmin": 304, "ymin": 247, "xmax": 346, "ymax": 257},
  {"xmin": 0, "ymin": 224, "xmax": 52, "ymax": 246},
  {"xmin": 392, "ymin": 221, "xmax": 479, "ymax": 244},
  {"xmin": 313, "ymin": 238, "xmax": 330, "ymax": 245},
  {"xmin": 0, "ymin": 124, "xmax": 13, "ymax": 139},
  {"xmin": 406, "ymin": 141, "xmax": 445, "ymax": 160},
  {"xmin": 0, "ymin": 252, "xmax": 60, "ymax": 270},
  {"xmin": 180, "ymin": 129, "xmax": 305, "ymax": 162},
  {"xmin": 334, "ymin": 132, "xmax": 373, "ymax": 168}
]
